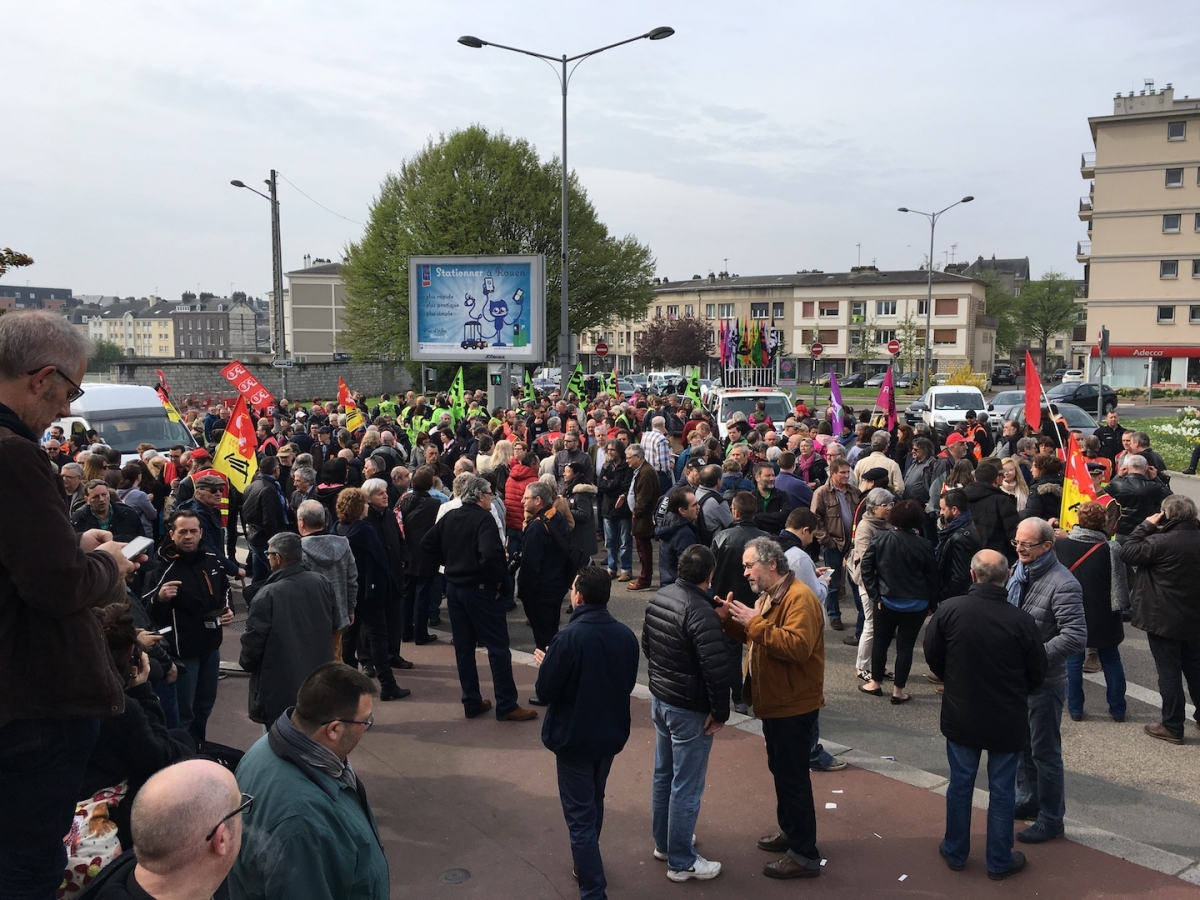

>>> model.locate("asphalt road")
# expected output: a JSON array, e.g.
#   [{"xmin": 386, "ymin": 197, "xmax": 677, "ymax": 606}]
[{"xmin": 496, "ymin": 530, "xmax": 1200, "ymax": 866}]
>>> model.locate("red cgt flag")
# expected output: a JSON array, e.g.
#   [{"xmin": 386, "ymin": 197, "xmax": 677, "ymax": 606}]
[{"xmin": 1024, "ymin": 350, "xmax": 1042, "ymax": 433}]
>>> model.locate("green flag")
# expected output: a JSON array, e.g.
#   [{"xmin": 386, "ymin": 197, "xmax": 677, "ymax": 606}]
[
  {"xmin": 449, "ymin": 366, "xmax": 465, "ymax": 424},
  {"xmin": 523, "ymin": 369, "xmax": 537, "ymax": 404},
  {"xmin": 566, "ymin": 362, "xmax": 585, "ymax": 401},
  {"xmin": 683, "ymin": 366, "xmax": 704, "ymax": 407}
]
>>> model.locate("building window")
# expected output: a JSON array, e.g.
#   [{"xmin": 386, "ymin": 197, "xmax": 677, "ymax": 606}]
[
  {"xmin": 801, "ymin": 301, "xmax": 814, "ymax": 319},
  {"xmin": 934, "ymin": 297, "xmax": 959, "ymax": 316},
  {"xmin": 717, "ymin": 303, "xmax": 734, "ymax": 318},
  {"xmin": 933, "ymin": 328, "xmax": 957, "ymax": 345},
  {"xmin": 1161, "ymin": 260, "xmax": 1179, "ymax": 278},
  {"xmin": 875, "ymin": 300, "xmax": 897, "ymax": 316},
  {"xmin": 655, "ymin": 306, "xmax": 662, "ymax": 318},
  {"xmin": 1190, "ymin": 306, "xmax": 1200, "ymax": 323},
  {"xmin": 1194, "ymin": 260, "xmax": 1200, "ymax": 278},
  {"xmin": 1196, "ymin": 213, "xmax": 1200, "ymax": 232},
  {"xmin": 705, "ymin": 304, "xmax": 715, "ymax": 318},
  {"xmin": 917, "ymin": 299, "xmax": 929, "ymax": 316},
  {"xmin": 1166, "ymin": 168, "xmax": 1184, "ymax": 187},
  {"xmin": 1168, "ymin": 121, "xmax": 1186, "ymax": 141},
  {"xmin": 849, "ymin": 330, "xmax": 863, "ymax": 348},
  {"xmin": 684, "ymin": 305, "xmax": 693, "ymax": 317},
  {"xmin": 750, "ymin": 303, "xmax": 769, "ymax": 319},
  {"xmin": 819, "ymin": 302, "xmax": 839, "ymax": 318},
  {"xmin": 874, "ymin": 329, "xmax": 897, "ymax": 345},
  {"xmin": 772, "ymin": 302, "xmax": 785, "ymax": 318},
  {"xmin": 666, "ymin": 305, "xmax": 679, "ymax": 318},
  {"xmin": 1164, "ymin": 214, "xmax": 1182, "ymax": 233},
  {"xmin": 617, "ymin": 332, "xmax": 625, "ymax": 345},
  {"xmin": 850, "ymin": 301, "xmax": 866, "ymax": 320},
  {"xmin": 1054, "ymin": 340, "xmax": 1063, "ymax": 349},
  {"xmin": 1158, "ymin": 305, "xmax": 1176, "ymax": 323}
]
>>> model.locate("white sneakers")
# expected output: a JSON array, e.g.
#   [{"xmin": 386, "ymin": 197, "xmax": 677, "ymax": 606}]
[
  {"xmin": 654, "ymin": 833, "xmax": 697, "ymax": 862},
  {"xmin": 666, "ymin": 855, "xmax": 722, "ymax": 882}
]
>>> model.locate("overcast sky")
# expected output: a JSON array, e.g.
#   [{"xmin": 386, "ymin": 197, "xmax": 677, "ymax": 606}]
[{"xmin": 5, "ymin": 1, "xmax": 1199, "ymax": 301}]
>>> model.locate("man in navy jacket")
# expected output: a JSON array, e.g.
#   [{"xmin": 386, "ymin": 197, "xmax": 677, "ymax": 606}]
[{"xmin": 535, "ymin": 566, "xmax": 639, "ymax": 900}]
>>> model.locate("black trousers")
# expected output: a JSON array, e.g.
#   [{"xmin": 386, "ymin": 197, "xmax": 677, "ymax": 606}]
[
  {"xmin": 1147, "ymin": 632, "xmax": 1200, "ymax": 737},
  {"xmin": 523, "ymin": 594, "xmax": 563, "ymax": 651},
  {"xmin": 871, "ymin": 604, "xmax": 926, "ymax": 688},
  {"xmin": 762, "ymin": 711, "xmax": 821, "ymax": 863},
  {"xmin": 342, "ymin": 594, "xmax": 398, "ymax": 689},
  {"xmin": 447, "ymin": 583, "xmax": 519, "ymax": 715},
  {"xmin": 556, "ymin": 755, "xmax": 614, "ymax": 900}
]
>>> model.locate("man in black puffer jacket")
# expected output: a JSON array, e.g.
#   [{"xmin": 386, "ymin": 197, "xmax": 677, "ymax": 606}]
[
  {"xmin": 641, "ymin": 545, "xmax": 730, "ymax": 880},
  {"xmin": 963, "ymin": 462, "xmax": 1019, "ymax": 564},
  {"xmin": 937, "ymin": 489, "xmax": 981, "ymax": 601}
]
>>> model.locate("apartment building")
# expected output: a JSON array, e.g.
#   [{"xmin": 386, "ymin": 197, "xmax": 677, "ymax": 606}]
[
  {"xmin": 282, "ymin": 261, "xmax": 347, "ymax": 362},
  {"xmin": 577, "ymin": 267, "xmax": 995, "ymax": 380},
  {"xmin": 1080, "ymin": 82, "xmax": 1200, "ymax": 386},
  {"xmin": 86, "ymin": 299, "xmax": 176, "ymax": 358},
  {"xmin": 172, "ymin": 297, "xmax": 246, "ymax": 360},
  {"xmin": 0, "ymin": 285, "xmax": 72, "ymax": 311}
]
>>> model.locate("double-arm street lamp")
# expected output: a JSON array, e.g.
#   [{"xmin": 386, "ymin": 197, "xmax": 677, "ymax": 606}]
[
  {"xmin": 897, "ymin": 195, "xmax": 974, "ymax": 394},
  {"xmin": 458, "ymin": 26, "xmax": 674, "ymax": 396},
  {"xmin": 231, "ymin": 171, "xmax": 288, "ymax": 396}
]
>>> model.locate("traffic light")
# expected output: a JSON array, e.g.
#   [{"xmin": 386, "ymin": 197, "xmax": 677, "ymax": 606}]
[
  {"xmin": 1099, "ymin": 327, "xmax": 1110, "ymax": 356},
  {"xmin": 489, "ymin": 372, "xmax": 503, "ymax": 386}
]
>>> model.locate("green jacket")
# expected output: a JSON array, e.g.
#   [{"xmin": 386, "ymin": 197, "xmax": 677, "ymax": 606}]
[{"xmin": 229, "ymin": 726, "xmax": 389, "ymax": 900}]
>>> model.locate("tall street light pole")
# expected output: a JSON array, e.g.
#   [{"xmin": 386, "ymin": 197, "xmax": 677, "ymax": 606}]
[
  {"xmin": 897, "ymin": 196, "xmax": 974, "ymax": 394},
  {"xmin": 231, "ymin": 171, "xmax": 288, "ymax": 398},
  {"xmin": 458, "ymin": 27, "xmax": 675, "ymax": 398}
]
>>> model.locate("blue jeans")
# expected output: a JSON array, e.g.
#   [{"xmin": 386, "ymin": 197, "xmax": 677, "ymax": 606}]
[
  {"xmin": 1015, "ymin": 675, "xmax": 1066, "ymax": 829},
  {"xmin": 943, "ymin": 740, "xmax": 1020, "ymax": 874},
  {"xmin": 651, "ymin": 698, "xmax": 714, "ymax": 871},
  {"xmin": 446, "ymin": 583, "xmax": 519, "ymax": 716},
  {"xmin": 1066, "ymin": 647, "xmax": 1126, "ymax": 719},
  {"xmin": 808, "ymin": 713, "xmax": 834, "ymax": 769},
  {"xmin": 248, "ymin": 545, "xmax": 270, "ymax": 582},
  {"xmin": 603, "ymin": 517, "xmax": 633, "ymax": 573},
  {"xmin": 153, "ymin": 677, "xmax": 181, "ymax": 730},
  {"xmin": 556, "ymin": 755, "xmax": 614, "ymax": 900},
  {"xmin": 821, "ymin": 546, "xmax": 860, "ymax": 627},
  {"xmin": 0, "ymin": 717, "xmax": 100, "ymax": 900},
  {"xmin": 403, "ymin": 576, "xmax": 436, "ymax": 642},
  {"xmin": 175, "ymin": 647, "xmax": 221, "ymax": 743}
]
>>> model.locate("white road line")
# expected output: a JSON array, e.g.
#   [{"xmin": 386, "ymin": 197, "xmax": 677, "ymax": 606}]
[{"xmin": 1086, "ymin": 671, "xmax": 1197, "ymax": 719}]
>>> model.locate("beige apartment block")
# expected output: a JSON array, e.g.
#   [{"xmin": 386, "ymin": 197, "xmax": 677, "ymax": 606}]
[
  {"xmin": 577, "ymin": 267, "xmax": 995, "ymax": 380},
  {"xmin": 283, "ymin": 262, "xmax": 348, "ymax": 362},
  {"xmin": 86, "ymin": 299, "xmax": 176, "ymax": 358},
  {"xmin": 1080, "ymin": 82, "xmax": 1200, "ymax": 386}
]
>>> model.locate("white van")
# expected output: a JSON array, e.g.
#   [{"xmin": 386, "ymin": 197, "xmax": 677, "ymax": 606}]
[
  {"xmin": 707, "ymin": 387, "xmax": 792, "ymax": 439},
  {"xmin": 53, "ymin": 383, "xmax": 198, "ymax": 463},
  {"xmin": 920, "ymin": 385, "xmax": 988, "ymax": 440}
]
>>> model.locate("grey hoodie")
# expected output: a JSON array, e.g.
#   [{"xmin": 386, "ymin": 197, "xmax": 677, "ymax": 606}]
[{"xmin": 301, "ymin": 533, "xmax": 358, "ymax": 630}]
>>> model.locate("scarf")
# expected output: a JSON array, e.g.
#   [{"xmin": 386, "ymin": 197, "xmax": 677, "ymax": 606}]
[
  {"xmin": 1005, "ymin": 547, "xmax": 1056, "ymax": 607},
  {"xmin": 935, "ymin": 512, "xmax": 972, "ymax": 562},
  {"xmin": 0, "ymin": 402, "xmax": 37, "ymax": 442},
  {"xmin": 1067, "ymin": 526, "xmax": 1130, "ymax": 613},
  {"xmin": 271, "ymin": 709, "xmax": 358, "ymax": 791}
]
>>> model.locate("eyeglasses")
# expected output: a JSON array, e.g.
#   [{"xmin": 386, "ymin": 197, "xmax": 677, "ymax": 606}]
[
  {"xmin": 321, "ymin": 714, "xmax": 374, "ymax": 731},
  {"xmin": 742, "ymin": 559, "xmax": 761, "ymax": 570},
  {"xmin": 27, "ymin": 366, "xmax": 85, "ymax": 402},
  {"xmin": 205, "ymin": 793, "xmax": 254, "ymax": 841},
  {"xmin": 1011, "ymin": 539, "xmax": 1050, "ymax": 549}
]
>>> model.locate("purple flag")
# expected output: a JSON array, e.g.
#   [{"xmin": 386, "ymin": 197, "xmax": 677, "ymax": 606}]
[
  {"xmin": 830, "ymin": 372, "xmax": 844, "ymax": 436},
  {"xmin": 875, "ymin": 368, "xmax": 896, "ymax": 431}
]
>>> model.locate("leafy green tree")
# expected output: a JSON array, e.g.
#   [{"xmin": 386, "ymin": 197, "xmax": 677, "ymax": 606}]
[
  {"xmin": 634, "ymin": 315, "xmax": 714, "ymax": 369},
  {"xmin": 896, "ymin": 311, "xmax": 923, "ymax": 377},
  {"xmin": 0, "ymin": 247, "xmax": 34, "ymax": 278},
  {"xmin": 1018, "ymin": 271, "xmax": 1082, "ymax": 373},
  {"xmin": 341, "ymin": 126, "xmax": 656, "ymax": 363},
  {"xmin": 970, "ymin": 268, "xmax": 1021, "ymax": 353},
  {"xmin": 88, "ymin": 338, "xmax": 125, "ymax": 371},
  {"xmin": 850, "ymin": 313, "xmax": 878, "ymax": 371}
]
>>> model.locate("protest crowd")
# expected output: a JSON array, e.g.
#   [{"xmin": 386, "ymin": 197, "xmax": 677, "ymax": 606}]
[{"xmin": 2, "ymin": 309, "xmax": 1199, "ymax": 899}]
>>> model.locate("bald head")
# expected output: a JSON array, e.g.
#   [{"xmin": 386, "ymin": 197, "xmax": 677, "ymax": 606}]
[
  {"xmin": 969, "ymin": 549, "xmax": 1010, "ymax": 586},
  {"xmin": 132, "ymin": 760, "xmax": 241, "ymax": 873}
]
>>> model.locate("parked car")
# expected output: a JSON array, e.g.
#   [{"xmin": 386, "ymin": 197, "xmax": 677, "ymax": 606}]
[
  {"xmin": 1061, "ymin": 370, "xmax": 1085, "ymax": 384},
  {"xmin": 920, "ymin": 385, "xmax": 989, "ymax": 440},
  {"xmin": 1050, "ymin": 368, "xmax": 1068, "ymax": 383},
  {"xmin": 992, "ymin": 363, "xmax": 1017, "ymax": 386},
  {"xmin": 1044, "ymin": 381, "xmax": 1118, "ymax": 416},
  {"xmin": 616, "ymin": 379, "xmax": 637, "ymax": 395},
  {"xmin": 532, "ymin": 377, "xmax": 557, "ymax": 393},
  {"xmin": 1004, "ymin": 402, "xmax": 1098, "ymax": 439},
  {"xmin": 895, "ymin": 373, "xmax": 914, "ymax": 389},
  {"xmin": 905, "ymin": 399, "xmax": 927, "ymax": 427},
  {"xmin": 987, "ymin": 390, "xmax": 1026, "ymax": 434}
]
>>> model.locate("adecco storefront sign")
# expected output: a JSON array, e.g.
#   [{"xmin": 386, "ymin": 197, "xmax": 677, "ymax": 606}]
[{"xmin": 1090, "ymin": 345, "xmax": 1200, "ymax": 358}]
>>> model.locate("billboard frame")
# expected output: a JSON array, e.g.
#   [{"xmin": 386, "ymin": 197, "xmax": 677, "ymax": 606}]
[{"xmin": 408, "ymin": 254, "xmax": 545, "ymax": 363}]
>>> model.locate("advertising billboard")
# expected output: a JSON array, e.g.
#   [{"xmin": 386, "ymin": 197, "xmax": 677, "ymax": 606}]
[{"xmin": 408, "ymin": 254, "xmax": 545, "ymax": 363}]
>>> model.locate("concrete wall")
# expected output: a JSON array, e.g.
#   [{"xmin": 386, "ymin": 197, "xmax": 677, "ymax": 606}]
[{"xmin": 110, "ymin": 357, "xmax": 412, "ymax": 401}]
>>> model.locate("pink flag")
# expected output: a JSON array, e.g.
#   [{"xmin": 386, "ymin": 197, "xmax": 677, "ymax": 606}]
[{"xmin": 875, "ymin": 368, "xmax": 896, "ymax": 431}]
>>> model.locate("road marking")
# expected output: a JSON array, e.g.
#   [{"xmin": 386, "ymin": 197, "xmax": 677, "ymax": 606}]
[{"xmin": 1085, "ymin": 671, "xmax": 1197, "ymax": 719}]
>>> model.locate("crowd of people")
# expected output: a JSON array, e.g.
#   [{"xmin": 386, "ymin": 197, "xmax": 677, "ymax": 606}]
[{"xmin": 3, "ymin": 308, "xmax": 1200, "ymax": 899}]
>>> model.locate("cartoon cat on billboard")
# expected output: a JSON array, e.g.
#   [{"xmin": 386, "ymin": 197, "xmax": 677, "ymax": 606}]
[{"xmin": 463, "ymin": 276, "xmax": 525, "ymax": 347}]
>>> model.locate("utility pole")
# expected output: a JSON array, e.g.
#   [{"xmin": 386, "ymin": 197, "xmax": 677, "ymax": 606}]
[{"xmin": 269, "ymin": 170, "xmax": 287, "ymax": 399}]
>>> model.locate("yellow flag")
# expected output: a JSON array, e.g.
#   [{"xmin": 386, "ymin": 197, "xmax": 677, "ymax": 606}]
[
  {"xmin": 1059, "ymin": 475, "xmax": 1086, "ymax": 532},
  {"xmin": 213, "ymin": 396, "xmax": 259, "ymax": 492}
]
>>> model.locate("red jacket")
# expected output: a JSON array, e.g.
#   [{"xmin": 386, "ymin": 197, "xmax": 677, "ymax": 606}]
[{"xmin": 504, "ymin": 461, "xmax": 539, "ymax": 530}]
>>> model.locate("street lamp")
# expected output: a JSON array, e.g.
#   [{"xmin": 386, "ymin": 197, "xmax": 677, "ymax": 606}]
[
  {"xmin": 897, "ymin": 196, "xmax": 974, "ymax": 394},
  {"xmin": 458, "ymin": 26, "xmax": 675, "ymax": 397},
  {"xmin": 231, "ymin": 171, "xmax": 287, "ymax": 397}
]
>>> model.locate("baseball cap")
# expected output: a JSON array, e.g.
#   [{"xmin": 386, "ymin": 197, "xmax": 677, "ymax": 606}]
[
  {"xmin": 944, "ymin": 433, "xmax": 969, "ymax": 446},
  {"xmin": 684, "ymin": 457, "xmax": 706, "ymax": 471},
  {"xmin": 862, "ymin": 467, "xmax": 889, "ymax": 485}
]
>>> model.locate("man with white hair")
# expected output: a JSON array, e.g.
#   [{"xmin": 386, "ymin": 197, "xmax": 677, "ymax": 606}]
[
  {"xmin": 852, "ymin": 430, "xmax": 904, "ymax": 496},
  {"xmin": 61, "ymin": 461, "xmax": 87, "ymax": 513},
  {"xmin": 81, "ymin": 759, "xmax": 244, "ymax": 899}
]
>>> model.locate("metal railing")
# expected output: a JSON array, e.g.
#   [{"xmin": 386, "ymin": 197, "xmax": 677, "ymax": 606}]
[
  {"xmin": 1080, "ymin": 152, "xmax": 1096, "ymax": 169},
  {"xmin": 1076, "ymin": 240, "xmax": 1091, "ymax": 257}
]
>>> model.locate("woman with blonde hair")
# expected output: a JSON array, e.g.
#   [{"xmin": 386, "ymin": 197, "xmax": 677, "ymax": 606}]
[{"xmin": 1000, "ymin": 456, "xmax": 1030, "ymax": 511}]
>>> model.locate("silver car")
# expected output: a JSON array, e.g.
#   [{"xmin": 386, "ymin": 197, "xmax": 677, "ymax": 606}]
[{"xmin": 988, "ymin": 390, "xmax": 1026, "ymax": 434}]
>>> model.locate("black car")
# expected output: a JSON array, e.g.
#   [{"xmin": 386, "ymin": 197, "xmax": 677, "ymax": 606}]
[
  {"xmin": 992, "ymin": 364, "xmax": 1016, "ymax": 385},
  {"xmin": 1044, "ymin": 381, "xmax": 1118, "ymax": 416},
  {"xmin": 905, "ymin": 399, "xmax": 927, "ymax": 427}
]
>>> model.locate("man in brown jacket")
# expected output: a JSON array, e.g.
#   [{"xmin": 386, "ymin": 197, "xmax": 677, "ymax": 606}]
[
  {"xmin": 810, "ymin": 457, "xmax": 861, "ymax": 632},
  {"xmin": 0, "ymin": 311, "xmax": 141, "ymax": 899},
  {"xmin": 626, "ymin": 443, "xmax": 661, "ymax": 591},
  {"xmin": 721, "ymin": 535, "xmax": 826, "ymax": 881}
]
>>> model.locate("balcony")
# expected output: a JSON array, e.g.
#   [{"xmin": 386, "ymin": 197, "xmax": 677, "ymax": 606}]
[
  {"xmin": 1080, "ymin": 152, "xmax": 1095, "ymax": 178},
  {"xmin": 1078, "ymin": 196, "xmax": 1093, "ymax": 220},
  {"xmin": 1076, "ymin": 240, "xmax": 1091, "ymax": 263}
]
